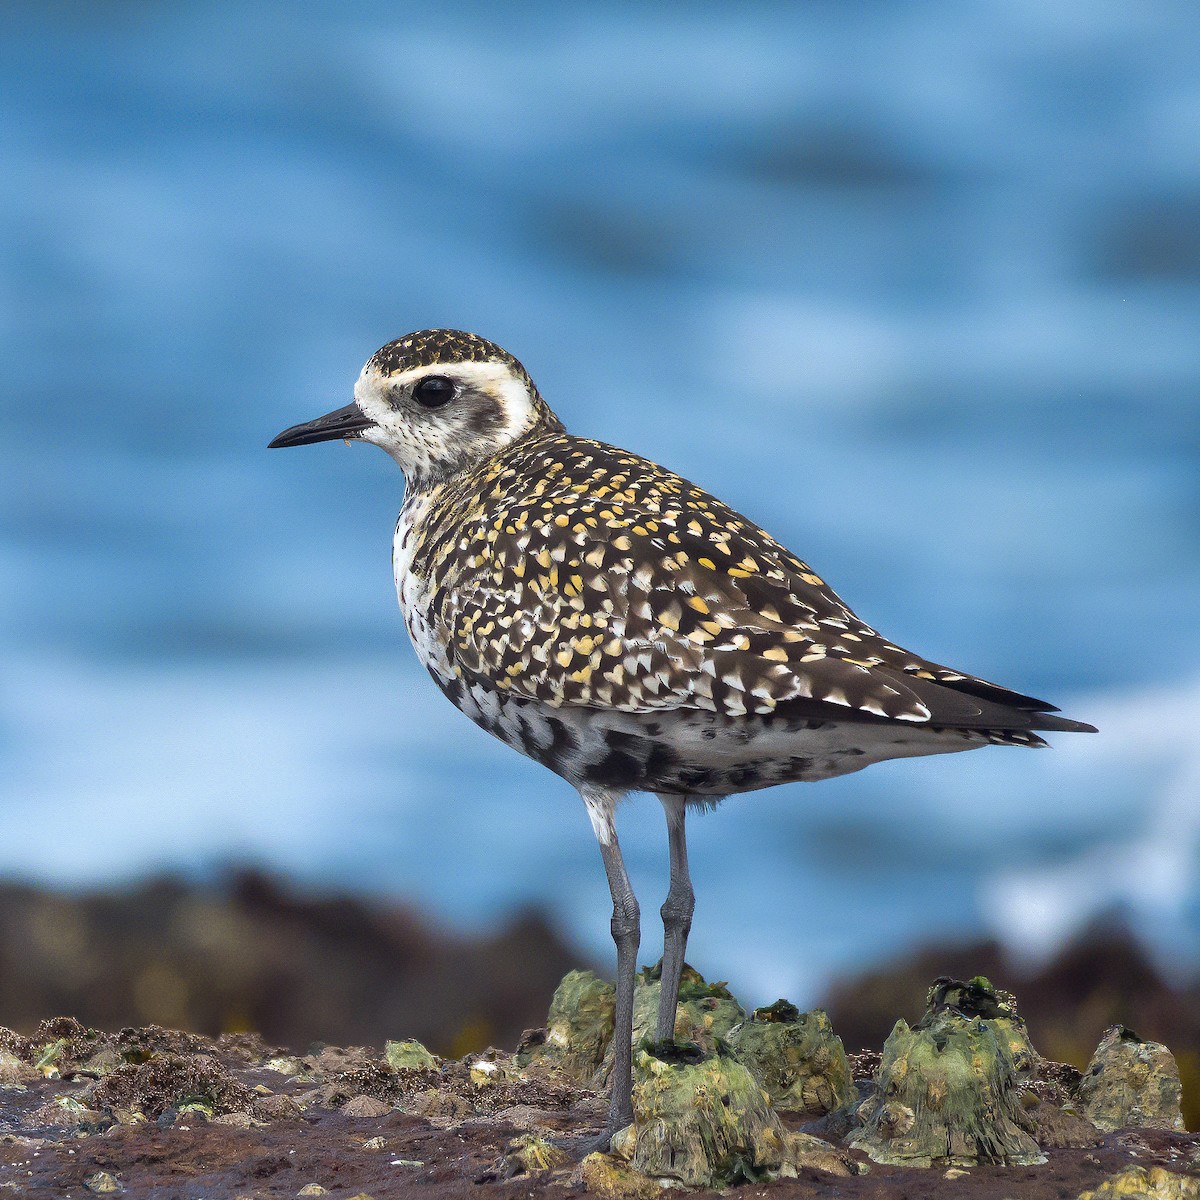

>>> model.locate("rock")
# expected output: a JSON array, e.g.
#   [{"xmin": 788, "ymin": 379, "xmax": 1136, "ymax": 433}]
[
  {"xmin": 499, "ymin": 1133, "xmax": 572, "ymax": 1176},
  {"xmin": 1079, "ymin": 1026, "xmax": 1185, "ymax": 1133},
  {"xmin": 640, "ymin": 964, "xmax": 745, "ymax": 1053},
  {"xmin": 728, "ymin": 1001, "xmax": 854, "ymax": 1114},
  {"xmin": 340, "ymin": 1094, "xmax": 392, "ymax": 1117},
  {"xmin": 252, "ymin": 1093, "xmax": 304, "ymax": 1121},
  {"xmin": 578, "ymin": 1152, "xmax": 660, "ymax": 1199},
  {"xmin": 628, "ymin": 1041, "xmax": 789, "ymax": 1188},
  {"xmin": 517, "ymin": 970, "xmax": 615, "ymax": 1084},
  {"xmin": 297, "ymin": 1186, "xmax": 328, "ymax": 1196},
  {"xmin": 89, "ymin": 1053, "xmax": 256, "ymax": 1120},
  {"xmin": 175, "ymin": 1100, "xmax": 215, "ymax": 1123},
  {"xmin": 1021, "ymin": 1096, "xmax": 1102, "ymax": 1149},
  {"xmin": 77, "ymin": 1048, "xmax": 124, "ymax": 1078},
  {"xmin": 848, "ymin": 1007, "xmax": 1044, "ymax": 1167},
  {"xmin": 467, "ymin": 1049, "xmax": 510, "ymax": 1086},
  {"xmin": 84, "ymin": 1172, "xmax": 123, "ymax": 1194},
  {"xmin": 27, "ymin": 1094, "xmax": 109, "ymax": 1131},
  {"xmin": 383, "ymin": 1039, "xmax": 439, "ymax": 1073},
  {"xmin": 0, "ymin": 1028, "xmax": 34, "ymax": 1061},
  {"xmin": 1077, "ymin": 1164, "xmax": 1200, "ymax": 1198},
  {"xmin": 492, "ymin": 1103, "xmax": 564, "ymax": 1130},
  {"xmin": 782, "ymin": 1131, "xmax": 861, "ymax": 1177},
  {"xmin": 0, "ymin": 1051, "xmax": 36, "ymax": 1088},
  {"xmin": 598, "ymin": 964, "xmax": 744, "ymax": 1087},
  {"xmin": 609, "ymin": 1122, "xmax": 636, "ymax": 1161},
  {"xmin": 926, "ymin": 976, "xmax": 1039, "ymax": 1080},
  {"xmin": 210, "ymin": 1111, "xmax": 260, "ymax": 1128},
  {"xmin": 263, "ymin": 1056, "xmax": 304, "ymax": 1076},
  {"xmin": 403, "ymin": 1087, "xmax": 475, "ymax": 1124}
]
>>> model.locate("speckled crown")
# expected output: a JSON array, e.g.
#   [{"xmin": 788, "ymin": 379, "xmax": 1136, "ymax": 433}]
[{"xmin": 370, "ymin": 329, "xmax": 532, "ymax": 384}]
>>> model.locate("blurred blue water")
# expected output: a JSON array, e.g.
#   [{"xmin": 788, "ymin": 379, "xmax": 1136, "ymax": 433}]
[{"xmin": 2, "ymin": 2, "xmax": 1199, "ymax": 1004}]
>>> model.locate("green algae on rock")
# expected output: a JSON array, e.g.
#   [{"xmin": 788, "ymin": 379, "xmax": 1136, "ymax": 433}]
[
  {"xmin": 598, "ymin": 964, "xmax": 744, "ymax": 1087},
  {"xmin": 728, "ymin": 1001, "xmax": 854, "ymax": 1114},
  {"xmin": 926, "ymin": 975, "xmax": 1039, "ymax": 1079},
  {"xmin": 516, "ymin": 969, "xmax": 615, "ymax": 1084},
  {"xmin": 848, "ymin": 1007, "xmax": 1044, "ymax": 1167},
  {"xmin": 1078, "ymin": 1026, "xmax": 1185, "ymax": 1133},
  {"xmin": 628, "ymin": 1040, "xmax": 790, "ymax": 1188},
  {"xmin": 1076, "ymin": 1163, "xmax": 1200, "ymax": 1199},
  {"xmin": 498, "ymin": 1132, "xmax": 573, "ymax": 1177},
  {"xmin": 83, "ymin": 1170, "xmax": 123, "ymax": 1194},
  {"xmin": 646, "ymin": 963, "xmax": 745, "ymax": 1051},
  {"xmin": 782, "ymin": 1130, "xmax": 863, "ymax": 1177},
  {"xmin": 578, "ymin": 1151, "xmax": 661, "ymax": 1200},
  {"xmin": 384, "ymin": 1038, "xmax": 439, "ymax": 1073}
]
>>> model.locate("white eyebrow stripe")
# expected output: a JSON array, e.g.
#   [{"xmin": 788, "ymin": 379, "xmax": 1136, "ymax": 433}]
[{"xmin": 387, "ymin": 361, "xmax": 538, "ymax": 444}]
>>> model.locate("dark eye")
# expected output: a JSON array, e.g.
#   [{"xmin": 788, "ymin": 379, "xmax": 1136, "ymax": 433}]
[{"xmin": 412, "ymin": 375, "xmax": 457, "ymax": 408}]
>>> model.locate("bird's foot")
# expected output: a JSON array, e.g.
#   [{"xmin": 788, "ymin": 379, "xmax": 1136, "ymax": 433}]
[{"xmin": 554, "ymin": 1119, "xmax": 633, "ymax": 1159}]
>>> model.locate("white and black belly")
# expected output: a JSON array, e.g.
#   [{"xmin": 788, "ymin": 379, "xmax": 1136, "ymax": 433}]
[{"xmin": 420, "ymin": 658, "xmax": 978, "ymax": 797}]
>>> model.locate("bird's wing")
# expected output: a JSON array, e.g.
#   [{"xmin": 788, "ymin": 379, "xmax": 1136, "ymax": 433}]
[{"xmin": 432, "ymin": 460, "xmax": 1052, "ymax": 728}]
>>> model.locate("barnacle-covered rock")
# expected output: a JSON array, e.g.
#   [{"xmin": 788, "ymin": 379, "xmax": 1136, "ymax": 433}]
[
  {"xmin": 1020, "ymin": 1094, "xmax": 1102, "ymax": 1150},
  {"xmin": 499, "ymin": 1133, "xmax": 572, "ymax": 1177},
  {"xmin": 384, "ymin": 1038, "xmax": 439, "ymax": 1073},
  {"xmin": 1077, "ymin": 1164, "xmax": 1200, "ymax": 1199},
  {"xmin": 1078, "ymin": 1026, "xmax": 1184, "ymax": 1133},
  {"xmin": 83, "ymin": 1170, "xmax": 123, "ymax": 1194},
  {"xmin": 340, "ymin": 1094, "xmax": 392, "ymax": 1117},
  {"xmin": 643, "ymin": 964, "xmax": 745, "ymax": 1051},
  {"xmin": 401, "ymin": 1087, "xmax": 475, "ymax": 1124},
  {"xmin": 926, "ymin": 976, "xmax": 1038, "ymax": 1078},
  {"xmin": 468, "ymin": 1048, "xmax": 511, "ymax": 1087},
  {"xmin": 516, "ymin": 969, "xmax": 615, "ymax": 1084},
  {"xmin": 728, "ymin": 1000, "xmax": 854, "ymax": 1114},
  {"xmin": 628, "ymin": 1040, "xmax": 788, "ymax": 1188},
  {"xmin": 848, "ymin": 1007, "xmax": 1044, "ymax": 1167},
  {"xmin": 578, "ymin": 1151, "xmax": 661, "ymax": 1199},
  {"xmin": 598, "ymin": 965, "xmax": 744, "ymax": 1087},
  {"xmin": 782, "ymin": 1131, "xmax": 863, "ymax": 1177}
]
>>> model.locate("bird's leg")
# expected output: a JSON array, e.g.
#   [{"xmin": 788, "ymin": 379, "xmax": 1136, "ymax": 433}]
[
  {"xmin": 581, "ymin": 785, "xmax": 639, "ymax": 1141},
  {"xmin": 655, "ymin": 793, "xmax": 696, "ymax": 1042}
]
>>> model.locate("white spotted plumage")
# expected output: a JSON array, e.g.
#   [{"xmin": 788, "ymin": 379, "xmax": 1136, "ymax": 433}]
[
  {"xmin": 271, "ymin": 327, "xmax": 1096, "ymax": 1145},
  {"xmin": 357, "ymin": 333, "xmax": 1096, "ymax": 799}
]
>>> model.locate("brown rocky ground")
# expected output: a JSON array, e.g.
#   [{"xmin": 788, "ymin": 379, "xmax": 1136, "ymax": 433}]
[
  {"xmin": 0, "ymin": 1017, "xmax": 1197, "ymax": 1199},
  {"xmin": 2, "ymin": 875, "xmax": 1199, "ymax": 1196},
  {"xmin": 3, "ymin": 872, "xmax": 1197, "ymax": 1086}
]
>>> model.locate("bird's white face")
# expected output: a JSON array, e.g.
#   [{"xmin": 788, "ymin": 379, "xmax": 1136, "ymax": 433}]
[
  {"xmin": 270, "ymin": 330, "xmax": 560, "ymax": 486},
  {"xmin": 353, "ymin": 358, "xmax": 542, "ymax": 483}
]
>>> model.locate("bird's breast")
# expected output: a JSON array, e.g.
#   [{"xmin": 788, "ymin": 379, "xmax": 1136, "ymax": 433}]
[{"xmin": 392, "ymin": 496, "xmax": 457, "ymax": 688}]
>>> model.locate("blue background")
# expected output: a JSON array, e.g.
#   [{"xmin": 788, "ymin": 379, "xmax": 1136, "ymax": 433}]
[{"xmin": 2, "ymin": 2, "xmax": 1199, "ymax": 1005}]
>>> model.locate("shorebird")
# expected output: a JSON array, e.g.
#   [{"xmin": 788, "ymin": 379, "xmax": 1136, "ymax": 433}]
[{"xmin": 270, "ymin": 329, "xmax": 1095, "ymax": 1146}]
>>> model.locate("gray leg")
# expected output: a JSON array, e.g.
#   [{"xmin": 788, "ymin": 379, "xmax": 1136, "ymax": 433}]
[
  {"xmin": 581, "ymin": 785, "xmax": 639, "ymax": 1138},
  {"xmin": 655, "ymin": 793, "xmax": 697, "ymax": 1041}
]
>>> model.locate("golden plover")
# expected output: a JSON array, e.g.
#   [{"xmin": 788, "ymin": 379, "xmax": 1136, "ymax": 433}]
[{"xmin": 270, "ymin": 328, "xmax": 1096, "ymax": 1145}]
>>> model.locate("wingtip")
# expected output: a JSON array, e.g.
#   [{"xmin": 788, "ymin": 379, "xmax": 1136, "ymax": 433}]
[{"xmin": 1030, "ymin": 714, "xmax": 1098, "ymax": 734}]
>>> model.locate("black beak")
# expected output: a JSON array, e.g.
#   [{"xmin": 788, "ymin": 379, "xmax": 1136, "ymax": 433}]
[{"xmin": 268, "ymin": 402, "xmax": 376, "ymax": 449}]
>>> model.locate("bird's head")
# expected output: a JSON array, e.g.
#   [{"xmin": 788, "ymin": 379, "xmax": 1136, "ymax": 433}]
[{"xmin": 269, "ymin": 329, "xmax": 563, "ymax": 485}]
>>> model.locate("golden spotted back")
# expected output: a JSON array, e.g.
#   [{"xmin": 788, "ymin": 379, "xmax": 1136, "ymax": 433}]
[{"xmin": 402, "ymin": 430, "xmax": 1006, "ymax": 723}]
